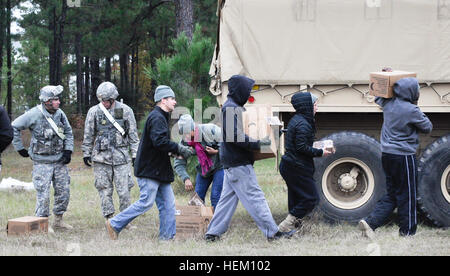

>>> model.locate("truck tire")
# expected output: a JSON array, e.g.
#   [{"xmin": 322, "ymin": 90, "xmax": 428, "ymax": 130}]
[
  {"xmin": 313, "ymin": 132, "xmax": 386, "ymax": 223},
  {"xmin": 417, "ymin": 134, "xmax": 450, "ymax": 227}
]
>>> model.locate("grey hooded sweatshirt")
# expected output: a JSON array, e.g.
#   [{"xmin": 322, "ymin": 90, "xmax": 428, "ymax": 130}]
[{"xmin": 375, "ymin": 78, "xmax": 432, "ymax": 155}]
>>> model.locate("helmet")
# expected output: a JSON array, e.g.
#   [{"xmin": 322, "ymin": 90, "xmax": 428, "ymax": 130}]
[
  {"xmin": 96, "ymin": 82, "xmax": 119, "ymax": 102},
  {"xmin": 39, "ymin": 85, "xmax": 63, "ymax": 102}
]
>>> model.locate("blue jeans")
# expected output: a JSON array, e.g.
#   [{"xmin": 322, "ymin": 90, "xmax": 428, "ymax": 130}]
[
  {"xmin": 195, "ymin": 169, "xmax": 224, "ymax": 209},
  {"xmin": 109, "ymin": 177, "xmax": 176, "ymax": 240}
]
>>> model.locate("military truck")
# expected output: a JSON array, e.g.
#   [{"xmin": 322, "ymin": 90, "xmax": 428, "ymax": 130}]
[{"xmin": 209, "ymin": 0, "xmax": 450, "ymax": 227}]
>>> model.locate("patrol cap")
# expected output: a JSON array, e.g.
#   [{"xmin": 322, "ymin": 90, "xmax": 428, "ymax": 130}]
[
  {"xmin": 97, "ymin": 82, "xmax": 119, "ymax": 101},
  {"xmin": 39, "ymin": 85, "xmax": 64, "ymax": 102}
]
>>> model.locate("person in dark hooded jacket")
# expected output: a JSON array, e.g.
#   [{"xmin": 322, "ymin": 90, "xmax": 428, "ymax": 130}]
[
  {"xmin": 0, "ymin": 105, "xmax": 13, "ymax": 175},
  {"xmin": 205, "ymin": 75, "xmax": 295, "ymax": 241},
  {"xmin": 278, "ymin": 92, "xmax": 332, "ymax": 232},
  {"xmin": 359, "ymin": 77, "xmax": 432, "ymax": 238}
]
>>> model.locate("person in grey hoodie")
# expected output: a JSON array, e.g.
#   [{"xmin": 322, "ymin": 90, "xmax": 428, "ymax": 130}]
[
  {"xmin": 204, "ymin": 75, "xmax": 295, "ymax": 242},
  {"xmin": 359, "ymin": 77, "xmax": 432, "ymax": 238}
]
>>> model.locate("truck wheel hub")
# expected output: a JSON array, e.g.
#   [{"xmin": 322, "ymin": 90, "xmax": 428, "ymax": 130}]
[{"xmin": 338, "ymin": 173, "xmax": 357, "ymax": 192}]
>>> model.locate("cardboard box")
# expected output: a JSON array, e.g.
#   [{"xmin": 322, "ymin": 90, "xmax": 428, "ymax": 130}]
[
  {"xmin": 6, "ymin": 216, "xmax": 48, "ymax": 236},
  {"xmin": 175, "ymin": 205, "xmax": 214, "ymax": 239},
  {"xmin": 369, "ymin": 71, "xmax": 417, "ymax": 98},
  {"xmin": 313, "ymin": 140, "xmax": 336, "ymax": 153},
  {"xmin": 242, "ymin": 104, "xmax": 283, "ymax": 161}
]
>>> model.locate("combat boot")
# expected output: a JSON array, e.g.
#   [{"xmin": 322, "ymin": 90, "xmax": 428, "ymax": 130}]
[
  {"xmin": 278, "ymin": 214, "xmax": 299, "ymax": 232},
  {"xmin": 53, "ymin": 214, "xmax": 73, "ymax": 230},
  {"xmin": 105, "ymin": 219, "xmax": 119, "ymax": 240}
]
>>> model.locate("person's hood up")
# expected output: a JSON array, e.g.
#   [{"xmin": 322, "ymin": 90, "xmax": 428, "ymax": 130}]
[
  {"xmin": 291, "ymin": 92, "xmax": 316, "ymax": 132},
  {"xmin": 393, "ymin": 77, "xmax": 420, "ymax": 103},
  {"xmin": 227, "ymin": 75, "xmax": 255, "ymax": 106},
  {"xmin": 291, "ymin": 92, "xmax": 314, "ymax": 117}
]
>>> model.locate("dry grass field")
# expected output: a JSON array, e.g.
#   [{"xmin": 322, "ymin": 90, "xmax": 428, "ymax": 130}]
[{"xmin": 0, "ymin": 135, "xmax": 448, "ymax": 256}]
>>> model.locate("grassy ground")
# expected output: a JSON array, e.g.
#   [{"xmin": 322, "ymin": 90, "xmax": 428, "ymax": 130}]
[{"xmin": 0, "ymin": 137, "xmax": 448, "ymax": 256}]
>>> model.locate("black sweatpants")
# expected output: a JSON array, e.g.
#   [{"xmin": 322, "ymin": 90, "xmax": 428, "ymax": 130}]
[
  {"xmin": 279, "ymin": 159, "xmax": 319, "ymax": 219},
  {"xmin": 365, "ymin": 153, "xmax": 418, "ymax": 236}
]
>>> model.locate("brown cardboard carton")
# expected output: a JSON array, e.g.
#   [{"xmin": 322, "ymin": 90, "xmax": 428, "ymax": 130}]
[
  {"xmin": 313, "ymin": 140, "xmax": 336, "ymax": 153},
  {"xmin": 175, "ymin": 205, "xmax": 214, "ymax": 239},
  {"xmin": 369, "ymin": 71, "xmax": 417, "ymax": 98},
  {"xmin": 6, "ymin": 216, "xmax": 48, "ymax": 236},
  {"xmin": 242, "ymin": 104, "xmax": 283, "ymax": 161}
]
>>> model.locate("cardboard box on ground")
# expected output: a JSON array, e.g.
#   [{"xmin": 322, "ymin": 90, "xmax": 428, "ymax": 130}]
[
  {"xmin": 369, "ymin": 71, "xmax": 417, "ymax": 98},
  {"xmin": 175, "ymin": 193, "xmax": 214, "ymax": 239},
  {"xmin": 7, "ymin": 216, "xmax": 48, "ymax": 236},
  {"xmin": 242, "ymin": 104, "xmax": 283, "ymax": 161}
]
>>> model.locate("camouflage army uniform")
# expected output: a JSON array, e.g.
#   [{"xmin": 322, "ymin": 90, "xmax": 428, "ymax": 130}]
[
  {"xmin": 82, "ymin": 100, "xmax": 139, "ymax": 218},
  {"xmin": 12, "ymin": 102, "xmax": 73, "ymax": 218}
]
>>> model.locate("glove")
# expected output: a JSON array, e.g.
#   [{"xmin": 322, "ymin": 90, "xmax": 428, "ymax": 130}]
[
  {"xmin": 259, "ymin": 136, "xmax": 271, "ymax": 146},
  {"xmin": 178, "ymin": 144, "xmax": 194, "ymax": 159},
  {"xmin": 18, "ymin": 149, "xmax": 29, "ymax": 158},
  {"xmin": 60, "ymin": 150, "xmax": 72, "ymax": 164},
  {"xmin": 83, "ymin": 156, "xmax": 92, "ymax": 167},
  {"xmin": 132, "ymin": 158, "xmax": 136, "ymax": 167}
]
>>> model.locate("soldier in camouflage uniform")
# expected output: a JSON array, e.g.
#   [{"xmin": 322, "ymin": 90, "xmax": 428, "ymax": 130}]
[
  {"xmin": 82, "ymin": 82, "xmax": 139, "ymax": 220},
  {"xmin": 12, "ymin": 85, "xmax": 74, "ymax": 231}
]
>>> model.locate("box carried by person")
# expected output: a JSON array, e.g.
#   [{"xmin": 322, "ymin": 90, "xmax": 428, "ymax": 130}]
[
  {"xmin": 6, "ymin": 216, "xmax": 48, "ymax": 236},
  {"xmin": 242, "ymin": 104, "xmax": 283, "ymax": 161},
  {"xmin": 369, "ymin": 71, "xmax": 417, "ymax": 98},
  {"xmin": 313, "ymin": 140, "xmax": 336, "ymax": 153}
]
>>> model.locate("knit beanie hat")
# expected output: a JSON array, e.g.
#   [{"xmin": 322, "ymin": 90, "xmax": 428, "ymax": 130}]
[
  {"xmin": 154, "ymin": 85, "xmax": 175, "ymax": 102},
  {"xmin": 178, "ymin": 114, "xmax": 195, "ymax": 135}
]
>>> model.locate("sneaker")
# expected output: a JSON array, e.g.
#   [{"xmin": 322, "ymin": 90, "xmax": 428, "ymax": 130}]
[
  {"xmin": 105, "ymin": 219, "xmax": 119, "ymax": 240},
  {"xmin": 205, "ymin": 234, "xmax": 220, "ymax": 242},
  {"xmin": 268, "ymin": 230, "xmax": 297, "ymax": 241},
  {"xmin": 358, "ymin": 220, "xmax": 375, "ymax": 240}
]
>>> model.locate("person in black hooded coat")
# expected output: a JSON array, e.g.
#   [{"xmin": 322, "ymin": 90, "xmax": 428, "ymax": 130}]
[
  {"xmin": 0, "ymin": 106, "xmax": 13, "ymax": 174},
  {"xmin": 278, "ymin": 92, "xmax": 333, "ymax": 232}
]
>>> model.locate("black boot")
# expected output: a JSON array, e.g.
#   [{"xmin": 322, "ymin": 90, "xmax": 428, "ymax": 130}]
[
  {"xmin": 205, "ymin": 234, "xmax": 220, "ymax": 242},
  {"xmin": 268, "ymin": 230, "xmax": 296, "ymax": 241}
]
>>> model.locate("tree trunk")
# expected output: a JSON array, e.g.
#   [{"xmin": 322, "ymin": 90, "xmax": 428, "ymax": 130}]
[
  {"xmin": 175, "ymin": 0, "xmax": 194, "ymax": 40},
  {"xmin": 84, "ymin": 56, "xmax": 90, "ymax": 112},
  {"xmin": 55, "ymin": 0, "xmax": 68, "ymax": 85},
  {"xmin": 135, "ymin": 45, "xmax": 139, "ymax": 109},
  {"xmin": 119, "ymin": 52, "xmax": 129, "ymax": 103},
  {"xmin": 105, "ymin": 57, "xmax": 111, "ymax": 82},
  {"xmin": 0, "ymin": 2, "xmax": 5, "ymax": 101},
  {"xmin": 6, "ymin": 0, "xmax": 12, "ymax": 119},
  {"xmin": 48, "ymin": 6, "xmax": 57, "ymax": 85},
  {"xmin": 131, "ymin": 47, "xmax": 135, "ymax": 107},
  {"xmin": 75, "ymin": 34, "xmax": 83, "ymax": 114},
  {"xmin": 90, "ymin": 58, "xmax": 100, "ymax": 106}
]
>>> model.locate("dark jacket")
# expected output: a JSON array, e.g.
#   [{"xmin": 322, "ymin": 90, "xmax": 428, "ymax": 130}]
[
  {"xmin": 282, "ymin": 92, "xmax": 323, "ymax": 174},
  {"xmin": 0, "ymin": 106, "xmax": 13, "ymax": 164},
  {"xmin": 375, "ymin": 78, "xmax": 432, "ymax": 155},
  {"xmin": 134, "ymin": 106, "xmax": 180, "ymax": 182},
  {"xmin": 220, "ymin": 75, "xmax": 261, "ymax": 169}
]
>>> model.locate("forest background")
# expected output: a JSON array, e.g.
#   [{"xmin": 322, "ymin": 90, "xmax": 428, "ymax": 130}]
[{"xmin": 0, "ymin": 0, "xmax": 217, "ymax": 126}]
